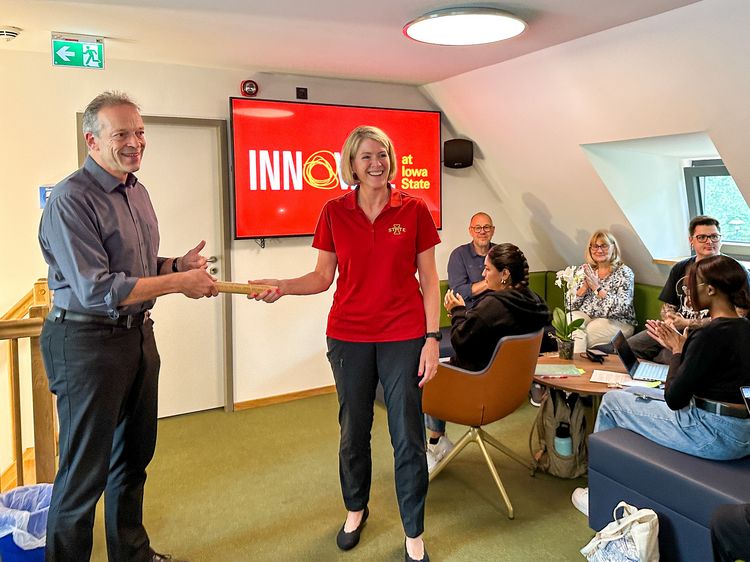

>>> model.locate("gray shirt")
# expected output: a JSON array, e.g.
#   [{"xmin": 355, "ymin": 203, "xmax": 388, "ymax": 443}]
[{"xmin": 39, "ymin": 156, "xmax": 164, "ymax": 318}]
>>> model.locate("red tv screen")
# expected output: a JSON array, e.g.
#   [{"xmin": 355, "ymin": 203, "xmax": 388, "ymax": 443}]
[{"xmin": 230, "ymin": 98, "xmax": 442, "ymax": 239}]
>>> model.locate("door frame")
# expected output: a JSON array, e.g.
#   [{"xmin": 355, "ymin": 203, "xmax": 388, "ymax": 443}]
[{"xmin": 76, "ymin": 114, "xmax": 235, "ymax": 412}]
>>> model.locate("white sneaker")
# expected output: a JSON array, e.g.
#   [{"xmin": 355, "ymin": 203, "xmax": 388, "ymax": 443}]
[
  {"xmin": 426, "ymin": 449, "xmax": 439, "ymax": 473},
  {"xmin": 427, "ymin": 436, "xmax": 455, "ymax": 472},
  {"xmin": 571, "ymin": 487, "xmax": 589, "ymax": 516}
]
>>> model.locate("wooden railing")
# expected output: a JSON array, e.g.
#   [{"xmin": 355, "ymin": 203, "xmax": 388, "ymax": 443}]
[{"xmin": 1, "ymin": 279, "xmax": 56, "ymax": 490}]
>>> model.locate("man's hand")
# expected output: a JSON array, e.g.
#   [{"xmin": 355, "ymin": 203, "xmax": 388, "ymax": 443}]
[
  {"xmin": 179, "ymin": 268, "xmax": 218, "ymax": 299},
  {"xmin": 418, "ymin": 337, "xmax": 439, "ymax": 388},
  {"xmin": 669, "ymin": 314, "xmax": 691, "ymax": 331},
  {"xmin": 180, "ymin": 240, "xmax": 209, "ymax": 271}
]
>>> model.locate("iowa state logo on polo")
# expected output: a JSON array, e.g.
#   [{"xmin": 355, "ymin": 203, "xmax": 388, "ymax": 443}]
[{"xmin": 388, "ymin": 224, "xmax": 407, "ymax": 235}]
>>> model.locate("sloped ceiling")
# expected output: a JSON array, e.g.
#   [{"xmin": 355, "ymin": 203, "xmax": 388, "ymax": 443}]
[{"xmin": 4, "ymin": 0, "xmax": 700, "ymax": 84}]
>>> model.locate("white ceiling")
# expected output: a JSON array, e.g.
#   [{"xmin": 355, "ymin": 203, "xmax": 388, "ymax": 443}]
[{"xmin": 3, "ymin": 0, "xmax": 701, "ymax": 85}]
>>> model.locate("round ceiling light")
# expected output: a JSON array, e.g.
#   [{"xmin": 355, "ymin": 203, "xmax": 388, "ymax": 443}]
[{"xmin": 403, "ymin": 8, "xmax": 526, "ymax": 46}]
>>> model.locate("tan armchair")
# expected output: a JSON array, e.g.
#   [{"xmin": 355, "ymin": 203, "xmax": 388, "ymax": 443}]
[{"xmin": 422, "ymin": 329, "xmax": 544, "ymax": 519}]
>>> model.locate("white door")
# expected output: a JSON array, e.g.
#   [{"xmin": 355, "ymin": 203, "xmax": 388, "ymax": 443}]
[{"xmin": 136, "ymin": 120, "xmax": 227, "ymax": 417}]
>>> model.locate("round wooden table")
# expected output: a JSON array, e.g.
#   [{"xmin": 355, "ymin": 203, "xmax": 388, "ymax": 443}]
[{"xmin": 534, "ymin": 352, "xmax": 629, "ymax": 425}]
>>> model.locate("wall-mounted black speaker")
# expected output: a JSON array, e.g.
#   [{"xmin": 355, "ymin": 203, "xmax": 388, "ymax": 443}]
[{"xmin": 443, "ymin": 139, "xmax": 473, "ymax": 169}]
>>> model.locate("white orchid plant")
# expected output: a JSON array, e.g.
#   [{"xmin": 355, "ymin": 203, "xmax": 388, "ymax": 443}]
[{"xmin": 552, "ymin": 266, "xmax": 585, "ymax": 342}]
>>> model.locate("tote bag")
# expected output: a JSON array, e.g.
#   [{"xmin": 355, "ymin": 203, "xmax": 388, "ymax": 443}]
[{"xmin": 580, "ymin": 501, "xmax": 659, "ymax": 562}]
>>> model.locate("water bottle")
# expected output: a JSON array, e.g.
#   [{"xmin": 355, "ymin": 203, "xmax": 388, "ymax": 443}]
[{"xmin": 554, "ymin": 422, "xmax": 573, "ymax": 456}]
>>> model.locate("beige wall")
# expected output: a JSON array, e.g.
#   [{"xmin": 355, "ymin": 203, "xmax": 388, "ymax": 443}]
[{"xmin": 423, "ymin": 0, "xmax": 750, "ymax": 286}]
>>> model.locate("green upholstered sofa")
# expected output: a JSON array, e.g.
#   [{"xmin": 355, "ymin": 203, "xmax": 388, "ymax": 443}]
[{"xmin": 439, "ymin": 272, "xmax": 662, "ymax": 333}]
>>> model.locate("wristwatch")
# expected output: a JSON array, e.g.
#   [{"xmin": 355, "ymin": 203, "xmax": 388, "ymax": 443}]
[
  {"xmin": 425, "ymin": 331, "xmax": 442, "ymax": 341},
  {"xmin": 171, "ymin": 258, "xmax": 180, "ymax": 273}
]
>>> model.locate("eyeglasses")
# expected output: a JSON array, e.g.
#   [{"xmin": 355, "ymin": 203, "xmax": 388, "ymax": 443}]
[
  {"xmin": 590, "ymin": 244, "xmax": 610, "ymax": 251},
  {"xmin": 471, "ymin": 225, "xmax": 494, "ymax": 233},
  {"xmin": 693, "ymin": 233, "xmax": 722, "ymax": 243},
  {"xmin": 681, "ymin": 282, "xmax": 707, "ymax": 293}
]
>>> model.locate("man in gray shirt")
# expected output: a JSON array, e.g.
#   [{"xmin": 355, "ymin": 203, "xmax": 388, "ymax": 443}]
[
  {"xmin": 447, "ymin": 212, "xmax": 496, "ymax": 309},
  {"xmin": 39, "ymin": 91, "xmax": 217, "ymax": 562}
]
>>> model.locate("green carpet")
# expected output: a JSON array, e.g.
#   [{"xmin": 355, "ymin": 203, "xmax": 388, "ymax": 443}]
[{"xmin": 91, "ymin": 394, "xmax": 593, "ymax": 561}]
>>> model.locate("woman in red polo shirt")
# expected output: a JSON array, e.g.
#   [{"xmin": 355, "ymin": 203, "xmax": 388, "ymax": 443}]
[{"xmin": 251, "ymin": 125, "xmax": 440, "ymax": 562}]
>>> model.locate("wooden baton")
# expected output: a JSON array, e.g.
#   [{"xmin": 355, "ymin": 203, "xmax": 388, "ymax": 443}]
[{"xmin": 215, "ymin": 281, "xmax": 277, "ymax": 295}]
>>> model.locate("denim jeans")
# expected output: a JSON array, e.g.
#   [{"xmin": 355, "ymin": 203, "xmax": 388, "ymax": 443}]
[
  {"xmin": 595, "ymin": 387, "xmax": 750, "ymax": 461},
  {"xmin": 424, "ymin": 414, "xmax": 446, "ymax": 435}
]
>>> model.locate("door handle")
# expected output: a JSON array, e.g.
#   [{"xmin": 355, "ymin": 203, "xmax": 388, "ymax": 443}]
[{"xmin": 206, "ymin": 256, "xmax": 218, "ymax": 263}]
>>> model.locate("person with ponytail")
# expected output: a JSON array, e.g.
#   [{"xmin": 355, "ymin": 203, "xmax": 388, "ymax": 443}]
[
  {"xmin": 425, "ymin": 243, "xmax": 551, "ymax": 470},
  {"xmin": 572, "ymin": 255, "xmax": 750, "ymax": 515}
]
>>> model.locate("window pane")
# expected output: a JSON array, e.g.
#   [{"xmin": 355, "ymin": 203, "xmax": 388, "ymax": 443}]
[{"xmin": 700, "ymin": 176, "xmax": 750, "ymax": 243}]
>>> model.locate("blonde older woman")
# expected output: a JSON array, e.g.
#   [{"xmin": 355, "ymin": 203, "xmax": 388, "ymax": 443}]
[{"xmin": 570, "ymin": 230, "xmax": 636, "ymax": 351}]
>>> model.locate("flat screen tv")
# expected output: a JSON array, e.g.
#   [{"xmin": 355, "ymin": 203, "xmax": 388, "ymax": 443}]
[{"xmin": 230, "ymin": 98, "xmax": 442, "ymax": 239}]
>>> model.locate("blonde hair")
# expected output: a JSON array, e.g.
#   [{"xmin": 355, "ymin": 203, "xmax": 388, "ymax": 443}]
[
  {"xmin": 585, "ymin": 229, "xmax": 622, "ymax": 269},
  {"xmin": 339, "ymin": 125, "xmax": 397, "ymax": 186}
]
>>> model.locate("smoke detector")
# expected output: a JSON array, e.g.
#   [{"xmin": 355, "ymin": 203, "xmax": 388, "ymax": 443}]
[{"xmin": 0, "ymin": 26, "xmax": 22, "ymax": 42}]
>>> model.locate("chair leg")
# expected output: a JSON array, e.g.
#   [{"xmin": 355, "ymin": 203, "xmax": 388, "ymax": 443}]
[
  {"xmin": 481, "ymin": 430, "xmax": 533, "ymax": 472},
  {"xmin": 428, "ymin": 428, "xmax": 473, "ymax": 481},
  {"xmin": 474, "ymin": 431, "xmax": 515, "ymax": 519}
]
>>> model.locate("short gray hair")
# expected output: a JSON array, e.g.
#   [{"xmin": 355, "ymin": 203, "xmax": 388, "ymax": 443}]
[{"xmin": 82, "ymin": 91, "xmax": 140, "ymax": 137}]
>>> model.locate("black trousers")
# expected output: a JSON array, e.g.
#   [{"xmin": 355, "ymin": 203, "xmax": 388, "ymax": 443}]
[
  {"xmin": 711, "ymin": 503, "xmax": 750, "ymax": 562},
  {"xmin": 41, "ymin": 317, "xmax": 160, "ymax": 562},
  {"xmin": 326, "ymin": 337, "xmax": 428, "ymax": 538}
]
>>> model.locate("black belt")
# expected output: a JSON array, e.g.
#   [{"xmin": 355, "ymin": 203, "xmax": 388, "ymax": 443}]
[
  {"xmin": 695, "ymin": 398, "xmax": 749, "ymax": 419},
  {"xmin": 48, "ymin": 306, "xmax": 148, "ymax": 329}
]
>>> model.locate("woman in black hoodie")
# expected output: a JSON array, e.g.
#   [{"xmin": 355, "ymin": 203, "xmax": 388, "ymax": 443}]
[
  {"xmin": 426, "ymin": 243, "xmax": 551, "ymax": 470},
  {"xmin": 446, "ymin": 243, "xmax": 551, "ymax": 371}
]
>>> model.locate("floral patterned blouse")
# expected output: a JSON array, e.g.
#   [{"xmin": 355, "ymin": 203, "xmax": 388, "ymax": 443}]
[{"xmin": 570, "ymin": 264, "xmax": 637, "ymax": 326}]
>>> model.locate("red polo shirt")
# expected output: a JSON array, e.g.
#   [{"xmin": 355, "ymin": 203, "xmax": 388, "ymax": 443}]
[{"xmin": 313, "ymin": 187, "xmax": 440, "ymax": 342}]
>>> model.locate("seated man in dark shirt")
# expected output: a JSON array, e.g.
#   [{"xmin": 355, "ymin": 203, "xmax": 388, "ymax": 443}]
[{"xmin": 618, "ymin": 215, "xmax": 721, "ymax": 363}]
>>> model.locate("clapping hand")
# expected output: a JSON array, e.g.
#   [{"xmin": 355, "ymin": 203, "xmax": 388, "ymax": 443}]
[
  {"xmin": 645, "ymin": 319, "xmax": 686, "ymax": 354},
  {"xmin": 443, "ymin": 289, "xmax": 465, "ymax": 313},
  {"xmin": 582, "ymin": 263, "xmax": 600, "ymax": 292}
]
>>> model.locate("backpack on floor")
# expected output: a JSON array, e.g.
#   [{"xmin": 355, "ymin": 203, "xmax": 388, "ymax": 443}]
[{"xmin": 529, "ymin": 388, "xmax": 589, "ymax": 478}]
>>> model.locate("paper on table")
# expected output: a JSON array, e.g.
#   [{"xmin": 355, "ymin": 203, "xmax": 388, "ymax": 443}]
[
  {"xmin": 534, "ymin": 364, "xmax": 582, "ymax": 377},
  {"xmin": 590, "ymin": 370, "xmax": 661, "ymax": 387},
  {"xmin": 590, "ymin": 370, "xmax": 630, "ymax": 384}
]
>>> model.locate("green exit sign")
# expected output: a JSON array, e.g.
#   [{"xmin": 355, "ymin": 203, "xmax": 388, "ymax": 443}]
[{"xmin": 52, "ymin": 32, "xmax": 104, "ymax": 69}]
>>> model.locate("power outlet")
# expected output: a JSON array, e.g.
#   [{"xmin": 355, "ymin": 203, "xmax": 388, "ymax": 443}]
[{"xmin": 296, "ymin": 87, "xmax": 308, "ymax": 100}]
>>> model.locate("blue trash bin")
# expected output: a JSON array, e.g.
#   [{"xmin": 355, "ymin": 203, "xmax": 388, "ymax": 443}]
[{"xmin": 0, "ymin": 484, "xmax": 53, "ymax": 562}]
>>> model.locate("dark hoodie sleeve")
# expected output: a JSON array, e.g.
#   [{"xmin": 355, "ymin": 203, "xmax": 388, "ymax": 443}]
[{"xmin": 450, "ymin": 298, "xmax": 511, "ymax": 369}]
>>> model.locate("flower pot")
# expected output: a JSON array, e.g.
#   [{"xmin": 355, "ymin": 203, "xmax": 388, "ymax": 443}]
[{"xmin": 558, "ymin": 339, "xmax": 574, "ymax": 360}]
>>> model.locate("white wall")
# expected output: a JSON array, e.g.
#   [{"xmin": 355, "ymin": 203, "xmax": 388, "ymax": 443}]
[
  {"xmin": 0, "ymin": 50, "xmax": 517, "ymax": 468},
  {"xmin": 423, "ymin": 0, "xmax": 750, "ymax": 286}
]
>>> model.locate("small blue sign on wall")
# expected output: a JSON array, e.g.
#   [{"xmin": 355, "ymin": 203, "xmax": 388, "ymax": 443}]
[{"xmin": 39, "ymin": 185, "xmax": 54, "ymax": 209}]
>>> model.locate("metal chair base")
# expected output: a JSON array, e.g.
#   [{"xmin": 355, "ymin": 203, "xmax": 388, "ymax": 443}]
[{"xmin": 429, "ymin": 426, "xmax": 533, "ymax": 519}]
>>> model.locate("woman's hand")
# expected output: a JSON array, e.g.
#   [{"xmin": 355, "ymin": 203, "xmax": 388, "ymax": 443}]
[
  {"xmin": 645, "ymin": 319, "xmax": 686, "ymax": 354},
  {"xmin": 582, "ymin": 263, "xmax": 600, "ymax": 292},
  {"xmin": 418, "ymin": 337, "xmax": 439, "ymax": 388},
  {"xmin": 443, "ymin": 289, "xmax": 465, "ymax": 313},
  {"xmin": 248, "ymin": 278, "xmax": 284, "ymax": 303}
]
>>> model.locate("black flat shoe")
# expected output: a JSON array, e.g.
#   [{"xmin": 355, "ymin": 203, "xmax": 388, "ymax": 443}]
[
  {"xmin": 336, "ymin": 506, "xmax": 369, "ymax": 551},
  {"xmin": 404, "ymin": 540, "xmax": 430, "ymax": 562}
]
